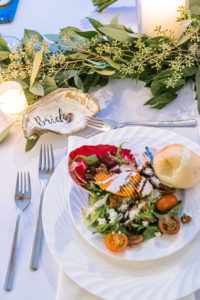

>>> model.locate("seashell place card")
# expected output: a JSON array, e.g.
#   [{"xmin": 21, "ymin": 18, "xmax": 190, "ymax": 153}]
[{"xmin": 22, "ymin": 88, "xmax": 99, "ymax": 139}]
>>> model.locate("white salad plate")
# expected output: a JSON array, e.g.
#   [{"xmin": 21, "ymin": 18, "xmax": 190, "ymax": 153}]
[
  {"xmin": 68, "ymin": 126, "xmax": 200, "ymax": 261},
  {"xmin": 43, "ymin": 127, "xmax": 200, "ymax": 300}
]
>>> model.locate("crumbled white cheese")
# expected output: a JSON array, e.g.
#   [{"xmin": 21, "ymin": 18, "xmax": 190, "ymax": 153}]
[
  {"xmin": 108, "ymin": 209, "xmax": 118, "ymax": 223},
  {"xmin": 142, "ymin": 181, "xmax": 153, "ymax": 197},
  {"xmin": 142, "ymin": 221, "xmax": 149, "ymax": 227},
  {"xmin": 97, "ymin": 218, "xmax": 107, "ymax": 225},
  {"xmin": 155, "ymin": 232, "xmax": 162, "ymax": 238},
  {"xmin": 118, "ymin": 203, "xmax": 129, "ymax": 212},
  {"xmin": 129, "ymin": 206, "xmax": 140, "ymax": 220},
  {"xmin": 151, "ymin": 176, "xmax": 160, "ymax": 186}
]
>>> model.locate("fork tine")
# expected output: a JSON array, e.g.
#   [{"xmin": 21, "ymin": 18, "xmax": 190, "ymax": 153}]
[
  {"xmin": 87, "ymin": 116, "xmax": 101, "ymax": 120},
  {"xmin": 39, "ymin": 145, "xmax": 42, "ymax": 171},
  {"xmin": 20, "ymin": 172, "xmax": 23, "ymax": 192},
  {"xmin": 86, "ymin": 117, "xmax": 103, "ymax": 124},
  {"xmin": 50, "ymin": 145, "xmax": 54, "ymax": 170},
  {"xmin": 44, "ymin": 144, "xmax": 46, "ymax": 170},
  {"xmin": 86, "ymin": 123, "xmax": 106, "ymax": 131},
  {"xmin": 28, "ymin": 172, "xmax": 31, "ymax": 196},
  {"xmin": 47, "ymin": 145, "xmax": 50, "ymax": 171},
  {"xmin": 24, "ymin": 172, "xmax": 26, "ymax": 193},
  {"xmin": 15, "ymin": 172, "xmax": 20, "ymax": 194},
  {"xmin": 86, "ymin": 120, "xmax": 104, "ymax": 129}
]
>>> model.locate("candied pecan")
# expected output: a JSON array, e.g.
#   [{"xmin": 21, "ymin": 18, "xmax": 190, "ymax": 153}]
[
  {"xmin": 109, "ymin": 194, "xmax": 122, "ymax": 209},
  {"xmin": 128, "ymin": 235, "xmax": 144, "ymax": 246},
  {"xmin": 181, "ymin": 214, "xmax": 192, "ymax": 224},
  {"xmin": 96, "ymin": 164, "xmax": 108, "ymax": 174},
  {"xmin": 158, "ymin": 183, "xmax": 176, "ymax": 195}
]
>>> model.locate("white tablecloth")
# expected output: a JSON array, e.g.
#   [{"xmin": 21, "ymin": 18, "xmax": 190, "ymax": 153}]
[{"xmin": 0, "ymin": 1, "xmax": 200, "ymax": 300}]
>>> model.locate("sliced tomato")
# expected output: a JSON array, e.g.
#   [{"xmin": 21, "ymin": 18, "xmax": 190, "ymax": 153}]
[
  {"xmin": 158, "ymin": 214, "xmax": 180, "ymax": 235},
  {"xmin": 105, "ymin": 232, "xmax": 128, "ymax": 252}
]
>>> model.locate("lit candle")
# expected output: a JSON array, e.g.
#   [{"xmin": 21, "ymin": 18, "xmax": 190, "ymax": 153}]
[
  {"xmin": 140, "ymin": 0, "xmax": 187, "ymax": 38},
  {"xmin": 0, "ymin": 81, "xmax": 27, "ymax": 115}
]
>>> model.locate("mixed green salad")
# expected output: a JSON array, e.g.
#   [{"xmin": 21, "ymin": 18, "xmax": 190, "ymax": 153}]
[{"xmin": 69, "ymin": 144, "xmax": 191, "ymax": 252}]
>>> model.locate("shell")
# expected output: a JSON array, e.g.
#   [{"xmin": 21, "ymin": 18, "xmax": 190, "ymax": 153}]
[
  {"xmin": 94, "ymin": 171, "xmax": 146, "ymax": 198},
  {"xmin": 22, "ymin": 88, "xmax": 99, "ymax": 139}
]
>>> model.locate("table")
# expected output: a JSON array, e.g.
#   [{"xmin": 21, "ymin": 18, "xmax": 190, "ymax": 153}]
[{"xmin": 0, "ymin": 1, "xmax": 200, "ymax": 300}]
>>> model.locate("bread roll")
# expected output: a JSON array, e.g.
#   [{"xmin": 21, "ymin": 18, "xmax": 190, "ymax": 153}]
[{"xmin": 153, "ymin": 144, "xmax": 200, "ymax": 188}]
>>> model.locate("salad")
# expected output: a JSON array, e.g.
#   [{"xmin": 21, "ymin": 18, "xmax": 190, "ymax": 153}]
[{"xmin": 69, "ymin": 144, "xmax": 191, "ymax": 253}]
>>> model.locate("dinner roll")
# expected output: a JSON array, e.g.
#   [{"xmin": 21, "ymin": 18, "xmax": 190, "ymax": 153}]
[{"xmin": 153, "ymin": 144, "xmax": 200, "ymax": 188}]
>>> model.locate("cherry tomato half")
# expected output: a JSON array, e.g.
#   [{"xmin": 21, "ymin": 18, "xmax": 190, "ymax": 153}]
[
  {"xmin": 158, "ymin": 214, "xmax": 180, "ymax": 235},
  {"xmin": 105, "ymin": 232, "xmax": 128, "ymax": 252},
  {"xmin": 156, "ymin": 194, "xmax": 178, "ymax": 212}
]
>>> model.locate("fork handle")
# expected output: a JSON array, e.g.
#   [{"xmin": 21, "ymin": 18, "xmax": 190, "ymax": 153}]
[
  {"xmin": 4, "ymin": 210, "xmax": 21, "ymax": 291},
  {"xmin": 119, "ymin": 119, "xmax": 197, "ymax": 127},
  {"xmin": 30, "ymin": 189, "xmax": 44, "ymax": 271}
]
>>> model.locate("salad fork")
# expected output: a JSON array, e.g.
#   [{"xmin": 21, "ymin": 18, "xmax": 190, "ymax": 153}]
[
  {"xmin": 30, "ymin": 144, "xmax": 54, "ymax": 271},
  {"xmin": 4, "ymin": 172, "xmax": 31, "ymax": 291},
  {"xmin": 86, "ymin": 116, "xmax": 197, "ymax": 132}
]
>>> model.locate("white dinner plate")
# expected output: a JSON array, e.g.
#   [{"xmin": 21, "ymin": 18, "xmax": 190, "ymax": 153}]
[
  {"xmin": 68, "ymin": 126, "xmax": 200, "ymax": 261},
  {"xmin": 42, "ymin": 127, "xmax": 200, "ymax": 300}
]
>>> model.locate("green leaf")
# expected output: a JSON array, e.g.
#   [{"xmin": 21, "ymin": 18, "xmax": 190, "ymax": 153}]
[
  {"xmin": 67, "ymin": 53, "xmax": 88, "ymax": 60},
  {"xmin": 159, "ymin": 78, "xmax": 185, "ymax": 88},
  {"xmin": 75, "ymin": 30, "xmax": 98, "ymax": 39},
  {"xmin": 0, "ymin": 51, "xmax": 10, "ymax": 61},
  {"xmin": 44, "ymin": 34, "xmax": 60, "ymax": 42},
  {"xmin": 30, "ymin": 48, "xmax": 43, "ymax": 86},
  {"xmin": 23, "ymin": 29, "xmax": 44, "ymax": 46},
  {"xmin": 190, "ymin": 0, "xmax": 200, "ymax": 14},
  {"xmin": 43, "ymin": 76, "xmax": 58, "ymax": 89},
  {"xmin": 0, "ymin": 37, "xmax": 10, "ymax": 51},
  {"xmin": 143, "ymin": 226, "xmax": 161, "ymax": 240},
  {"xmin": 23, "ymin": 88, "xmax": 37, "ymax": 105},
  {"xmin": 195, "ymin": 68, "xmax": 200, "ymax": 112},
  {"xmin": 0, "ymin": 124, "xmax": 12, "ymax": 143},
  {"xmin": 14, "ymin": 79, "xmax": 29, "ymax": 89},
  {"xmin": 95, "ymin": 69, "xmax": 115, "ymax": 75},
  {"xmin": 103, "ymin": 57, "xmax": 121, "ymax": 70},
  {"xmin": 55, "ymin": 70, "xmax": 77, "ymax": 83},
  {"xmin": 25, "ymin": 137, "xmax": 40, "ymax": 151},
  {"xmin": 110, "ymin": 15, "xmax": 118, "ymax": 25},
  {"xmin": 99, "ymin": 27, "xmax": 130, "ymax": 42},
  {"xmin": 87, "ymin": 18, "xmax": 104, "ymax": 34},
  {"xmin": 150, "ymin": 81, "xmax": 167, "ymax": 97},
  {"xmin": 145, "ymin": 92, "xmax": 177, "ymax": 109},
  {"xmin": 177, "ymin": 33, "xmax": 190, "ymax": 46},
  {"xmin": 44, "ymin": 87, "xmax": 58, "ymax": 95},
  {"xmin": 182, "ymin": 66, "xmax": 198, "ymax": 77},
  {"xmin": 74, "ymin": 74, "xmax": 84, "ymax": 91},
  {"xmin": 29, "ymin": 81, "xmax": 44, "ymax": 96},
  {"xmin": 74, "ymin": 154, "xmax": 99, "ymax": 165},
  {"xmin": 155, "ymin": 69, "xmax": 172, "ymax": 80}
]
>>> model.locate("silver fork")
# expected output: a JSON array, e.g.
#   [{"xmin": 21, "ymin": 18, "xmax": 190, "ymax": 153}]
[
  {"xmin": 4, "ymin": 172, "xmax": 31, "ymax": 291},
  {"xmin": 30, "ymin": 144, "xmax": 54, "ymax": 271},
  {"xmin": 86, "ymin": 116, "xmax": 197, "ymax": 131}
]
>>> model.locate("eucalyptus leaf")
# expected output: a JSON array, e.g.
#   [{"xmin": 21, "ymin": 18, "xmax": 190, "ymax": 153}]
[
  {"xmin": 23, "ymin": 88, "xmax": 38, "ymax": 105},
  {"xmin": 110, "ymin": 15, "xmax": 118, "ymax": 25},
  {"xmin": 55, "ymin": 70, "xmax": 77, "ymax": 82},
  {"xmin": 75, "ymin": 30, "xmax": 98, "ymax": 38},
  {"xmin": 0, "ymin": 37, "xmax": 10, "ymax": 51},
  {"xmin": 67, "ymin": 53, "xmax": 88, "ymax": 60},
  {"xmin": 23, "ymin": 29, "xmax": 44, "ymax": 47},
  {"xmin": 25, "ymin": 137, "xmax": 39, "ymax": 151},
  {"xmin": 30, "ymin": 48, "xmax": 43, "ymax": 86},
  {"xmin": 103, "ymin": 57, "xmax": 121, "ymax": 70},
  {"xmin": 74, "ymin": 74, "xmax": 84, "ymax": 91},
  {"xmin": 44, "ymin": 76, "xmax": 58, "ymax": 89},
  {"xmin": 99, "ymin": 27, "xmax": 130, "ymax": 42},
  {"xmin": 0, "ymin": 51, "xmax": 10, "ymax": 61},
  {"xmin": 177, "ymin": 33, "xmax": 190, "ymax": 46},
  {"xmin": 0, "ymin": 124, "xmax": 12, "ymax": 143},
  {"xmin": 144, "ymin": 92, "xmax": 177, "ymax": 109},
  {"xmin": 87, "ymin": 18, "xmax": 104, "ymax": 34},
  {"xmin": 150, "ymin": 81, "xmax": 167, "ymax": 97},
  {"xmin": 44, "ymin": 34, "xmax": 60, "ymax": 42},
  {"xmin": 182, "ymin": 66, "xmax": 198, "ymax": 77},
  {"xmin": 95, "ymin": 69, "xmax": 115, "ymax": 75},
  {"xmin": 195, "ymin": 68, "xmax": 200, "ymax": 112},
  {"xmin": 14, "ymin": 79, "xmax": 29, "ymax": 89},
  {"xmin": 29, "ymin": 81, "xmax": 44, "ymax": 96}
]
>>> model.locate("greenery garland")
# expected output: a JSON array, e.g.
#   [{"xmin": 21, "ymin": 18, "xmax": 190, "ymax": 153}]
[{"xmin": 0, "ymin": 6, "xmax": 200, "ymax": 149}]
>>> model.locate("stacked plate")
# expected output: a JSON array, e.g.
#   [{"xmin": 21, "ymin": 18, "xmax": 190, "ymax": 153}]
[{"xmin": 42, "ymin": 126, "xmax": 200, "ymax": 300}]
